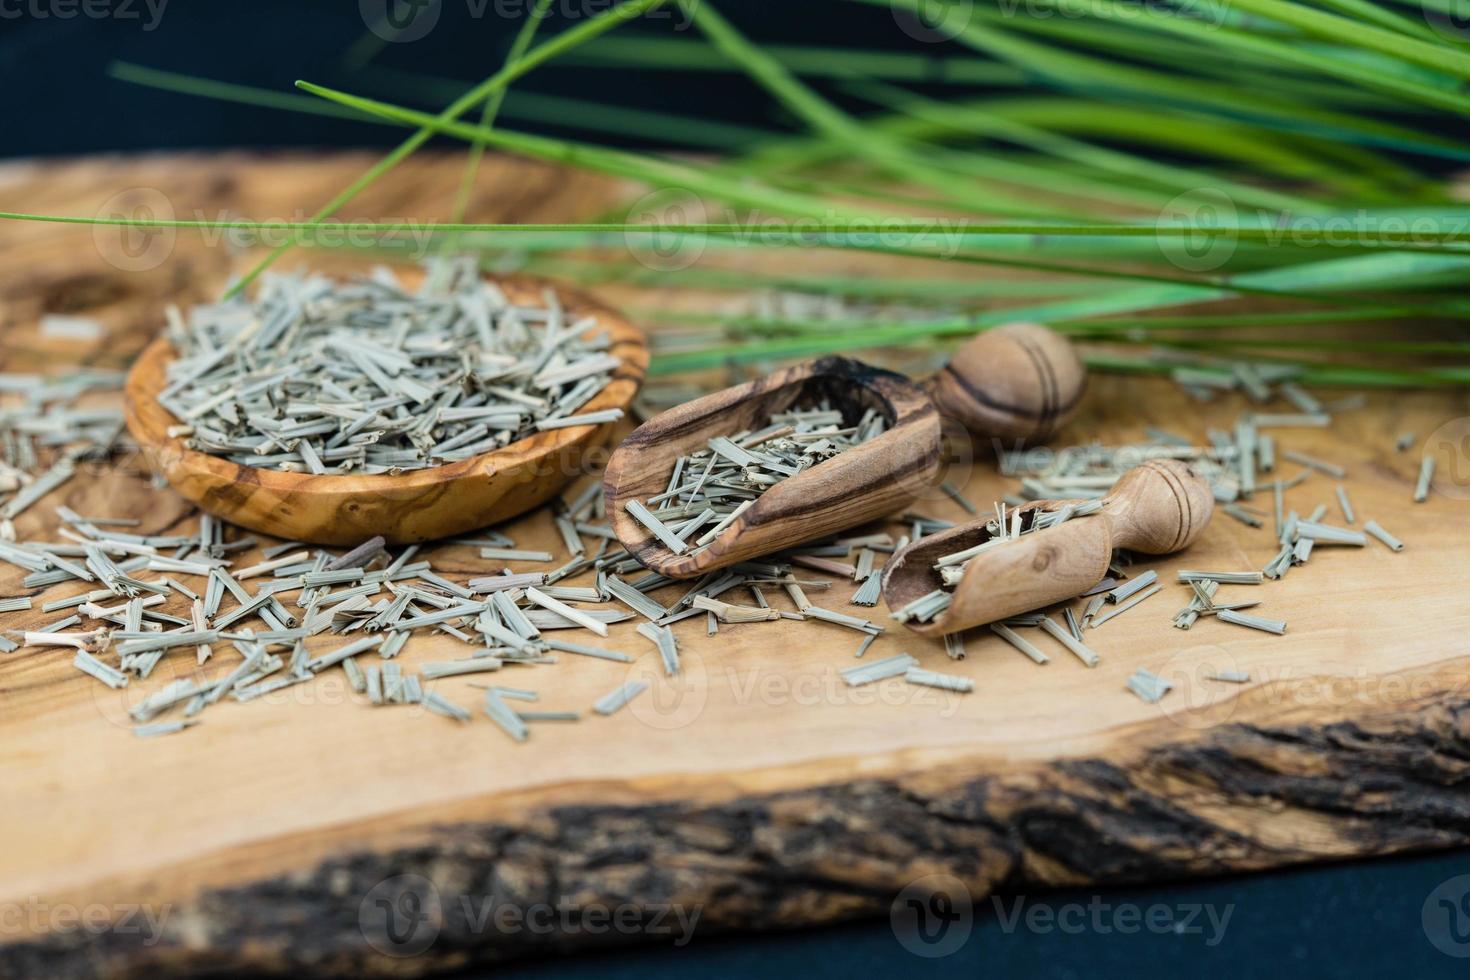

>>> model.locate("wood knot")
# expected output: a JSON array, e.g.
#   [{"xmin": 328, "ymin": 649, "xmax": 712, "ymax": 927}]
[{"xmin": 1031, "ymin": 544, "xmax": 1056, "ymax": 573}]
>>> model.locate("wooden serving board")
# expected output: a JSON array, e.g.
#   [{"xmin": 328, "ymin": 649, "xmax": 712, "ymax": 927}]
[{"xmin": 3, "ymin": 154, "xmax": 1470, "ymax": 979}]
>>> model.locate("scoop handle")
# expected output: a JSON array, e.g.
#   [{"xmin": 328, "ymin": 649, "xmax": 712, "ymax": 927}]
[
  {"xmin": 925, "ymin": 322, "xmax": 1087, "ymax": 445},
  {"xmin": 1090, "ymin": 458, "xmax": 1215, "ymax": 555},
  {"xmin": 884, "ymin": 459, "xmax": 1214, "ymax": 636}
]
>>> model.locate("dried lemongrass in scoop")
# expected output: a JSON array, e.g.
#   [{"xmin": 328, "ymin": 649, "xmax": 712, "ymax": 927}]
[{"xmin": 627, "ymin": 401, "xmax": 887, "ymax": 558}]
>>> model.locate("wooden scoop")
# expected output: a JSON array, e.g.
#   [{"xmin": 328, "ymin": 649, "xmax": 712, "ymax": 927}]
[
  {"xmin": 604, "ymin": 323, "xmax": 1085, "ymax": 579},
  {"xmin": 882, "ymin": 459, "xmax": 1214, "ymax": 636},
  {"xmin": 125, "ymin": 273, "xmax": 647, "ymax": 546}
]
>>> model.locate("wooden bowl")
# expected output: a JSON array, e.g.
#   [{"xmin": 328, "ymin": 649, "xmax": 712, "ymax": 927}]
[
  {"xmin": 124, "ymin": 274, "xmax": 647, "ymax": 546},
  {"xmin": 603, "ymin": 357, "xmax": 941, "ymax": 578}
]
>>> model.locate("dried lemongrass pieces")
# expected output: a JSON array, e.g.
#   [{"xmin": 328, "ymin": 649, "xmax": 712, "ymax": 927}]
[
  {"xmin": 160, "ymin": 258, "xmax": 619, "ymax": 475},
  {"xmin": 633, "ymin": 403, "xmax": 886, "ymax": 557}
]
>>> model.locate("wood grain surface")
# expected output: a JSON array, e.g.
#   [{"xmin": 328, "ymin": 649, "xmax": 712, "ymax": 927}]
[{"xmin": 2, "ymin": 153, "xmax": 1470, "ymax": 980}]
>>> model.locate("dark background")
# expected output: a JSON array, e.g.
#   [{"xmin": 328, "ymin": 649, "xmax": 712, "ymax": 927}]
[
  {"xmin": 3, "ymin": 2, "xmax": 1467, "ymax": 977},
  {"xmin": 0, "ymin": 0, "xmax": 918, "ymax": 157}
]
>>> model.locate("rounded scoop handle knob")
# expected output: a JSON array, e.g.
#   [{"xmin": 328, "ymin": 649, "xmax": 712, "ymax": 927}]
[{"xmin": 928, "ymin": 322, "xmax": 1087, "ymax": 445}]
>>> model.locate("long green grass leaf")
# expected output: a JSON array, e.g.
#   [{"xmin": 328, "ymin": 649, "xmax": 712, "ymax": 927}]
[{"xmin": 228, "ymin": 0, "xmax": 670, "ymax": 298}]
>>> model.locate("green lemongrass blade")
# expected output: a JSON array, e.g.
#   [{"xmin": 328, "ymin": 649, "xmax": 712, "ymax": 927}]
[
  {"xmin": 229, "ymin": 0, "xmax": 670, "ymax": 298},
  {"xmin": 1057, "ymin": 306, "xmax": 1470, "ymax": 331},
  {"xmin": 118, "ymin": 57, "xmax": 784, "ymax": 154},
  {"xmin": 1061, "ymin": 0, "xmax": 1469, "ymax": 111},
  {"xmin": 1126, "ymin": 337, "xmax": 1470, "ymax": 354},
  {"xmin": 934, "ymin": 96, "xmax": 1465, "ymax": 181},
  {"xmin": 738, "ymin": 126, "xmax": 1184, "ymax": 214},
  {"xmin": 1065, "ymin": 0, "xmax": 1470, "ymax": 115},
  {"xmin": 14, "ymin": 207, "xmax": 1470, "ymax": 255},
  {"xmin": 99, "ymin": 79, "xmax": 1470, "ymax": 304},
  {"xmin": 767, "ymin": 155, "xmax": 1179, "ymax": 214},
  {"xmin": 1210, "ymin": 0, "xmax": 1470, "ymax": 79},
  {"xmin": 814, "ymin": 247, "xmax": 1438, "ymax": 304},
  {"xmin": 361, "ymin": 66, "xmax": 785, "ymax": 149},
  {"xmin": 736, "ymin": 60, "xmax": 1434, "ymax": 197},
  {"xmin": 118, "ymin": 54, "xmax": 1427, "ymax": 211},
  {"xmin": 651, "ymin": 330, "xmax": 1470, "ymax": 386},
  {"xmin": 339, "ymin": 18, "xmax": 396, "ymax": 71},
  {"xmin": 738, "ymin": 142, "xmax": 1156, "ymax": 218},
  {"xmin": 973, "ymin": 2, "xmax": 1436, "ymax": 108},
  {"xmin": 985, "ymin": 251, "xmax": 1470, "ymax": 325},
  {"xmin": 644, "ymin": 302, "xmax": 1470, "ymax": 336},
  {"xmin": 743, "ymin": 96, "xmax": 1405, "ymax": 201},
  {"xmin": 982, "ymin": 6, "xmax": 1412, "ymax": 107},
  {"xmin": 504, "ymin": 89, "xmax": 784, "ymax": 149},
  {"xmin": 292, "ymin": 82, "xmax": 865, "ymax": 219},
  {"xmin": 303, "ymin": 87, "xmax": 1345, "ymax": 283},
  {"xmin": 1080, "ymin": 352, "xmax": 1470, "ymax": 387},
  {"xmin": 865, "ymin": 0, "xmax": 1470, "ymax": 163},
  {"xmin": 678, "ymin": 0, "xmax": 1087, "ymax": 220},
  {"xmin": 841, "ymin": 79, "xmax": 1330, "ymax": 214},
  {"xmin": 561, "ymin": 34, "xmax": 1027, "ymax": 84},
  {"xmin": 108, "ymin": 62, "xmax": 390, "ymax": 124},
  {"xmin": 452, "ymin": 0, "xmax": 555, "ymax": 225},
  {"xmin": 523, "ymin": 258, "xmax": 1103, "ymax": 299},
  {"xmin": 1301, "ymin": 0, "xmax": 1448, "ymax": 41}
]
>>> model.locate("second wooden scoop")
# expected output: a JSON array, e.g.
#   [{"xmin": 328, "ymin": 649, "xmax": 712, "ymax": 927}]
[
  {"xmin": 882, "ymin": 459, "xmax": 1214, "ymax": 636},
  {"xmin": 605, "ymin": 323, "xmax": 1086, "ymax": 579}
]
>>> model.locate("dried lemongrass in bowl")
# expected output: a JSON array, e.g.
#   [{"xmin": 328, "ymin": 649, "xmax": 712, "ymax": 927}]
[{"xmin": 156, "ymin": 258, "xmax": 621, "ymax": 476}]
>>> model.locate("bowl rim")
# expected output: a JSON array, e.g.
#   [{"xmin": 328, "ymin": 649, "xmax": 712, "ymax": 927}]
[{"xmin": 124, "ymin": 271, "xmax": 648, "ymax": 495}]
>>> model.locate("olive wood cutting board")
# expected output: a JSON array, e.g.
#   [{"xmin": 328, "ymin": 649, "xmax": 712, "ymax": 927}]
[{"xmin": 1, "ymin": 153, "xmax": 1468, "ymax": 979}]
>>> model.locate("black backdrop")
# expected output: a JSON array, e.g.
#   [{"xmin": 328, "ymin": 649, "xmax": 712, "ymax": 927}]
[{"xmin": 0, "ymin": 0, "xmax": 933, "ymax": 157}]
